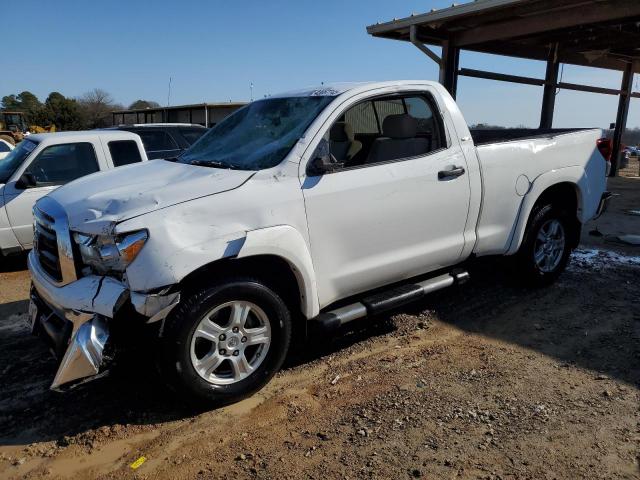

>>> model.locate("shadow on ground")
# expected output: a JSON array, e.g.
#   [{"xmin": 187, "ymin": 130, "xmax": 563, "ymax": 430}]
[
  {"xmin": 0, "ymin": 300, "xmax": 397, "ymax": 446},
  {"xmin": 0, "ymin": 253, "xmax": 28, "ymax": 274},
  {"xmin": 293, "ymin": 256, "xmax": 639, "ymax": 389},
  {"xmin": 418, "ymin": 257, "xmax": 640, "ymax": 387},
  {"xmin": 0, "ymin": 255, "xmax": 638, "ymax": 447}
]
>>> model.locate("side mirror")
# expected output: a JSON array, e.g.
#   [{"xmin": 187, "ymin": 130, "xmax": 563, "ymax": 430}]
[
  {"xmin": 15, "ymin": 172, "xmax": 37, "ymax": 189},
  {"xmin": 306, "ymin": 140, "xmax": 343, "ymax": 176}
]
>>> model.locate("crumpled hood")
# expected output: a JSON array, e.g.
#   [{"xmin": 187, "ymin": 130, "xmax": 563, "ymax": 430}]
[{"xmin": 47, "ymin": 160, "xmax": 255, "ymax": 234}]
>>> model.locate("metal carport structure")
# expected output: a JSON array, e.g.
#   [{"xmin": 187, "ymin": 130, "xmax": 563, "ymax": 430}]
[
  {"xmin": 367, "ymin": 0, "xmax": 640, "ymax": 175},
  {"xmin": 112, "ymin": 102, "xmax": 245, "ymax": 128}
]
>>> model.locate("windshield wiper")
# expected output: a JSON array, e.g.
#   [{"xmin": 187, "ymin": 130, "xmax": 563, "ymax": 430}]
[{"xmin": 188, "ymin": 159, "xmax": 243, "ymax": 170}]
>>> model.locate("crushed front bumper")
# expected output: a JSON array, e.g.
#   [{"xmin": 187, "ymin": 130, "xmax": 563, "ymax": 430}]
[
  {"xmin": 28, "ymin": 250, "xmax": 180, "ymax": 390},
  {"xmin": 29, "ymin": 293, "xmax": 110, "ymax": 390}
]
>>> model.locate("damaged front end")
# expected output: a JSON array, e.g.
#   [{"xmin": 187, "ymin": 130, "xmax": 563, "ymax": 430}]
[
  {"xmin": 29, "ymin": 251, "xmax": 180, "ymax": 390},
  {"xmin": 28, "ymin": 196, "xmax": 180, "ymax": 391}
]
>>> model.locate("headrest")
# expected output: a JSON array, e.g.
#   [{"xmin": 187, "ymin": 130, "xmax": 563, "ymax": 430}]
[
  {"xmin": 382, "ymin": 114, "xmax": 418, "ymax": 139},
  {"xmin": 330, "ymin": 122, "xmax": 354, "ymax": 142}
]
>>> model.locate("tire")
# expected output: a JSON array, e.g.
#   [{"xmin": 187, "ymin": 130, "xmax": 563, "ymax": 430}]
[
  {"xmin": 0, "ymin": 135, "xmax": 15, "ymax": 146},
  {"xmin": 157, "ymin": 278, "xmax": 292, "ymax": 407},
  {"xmin": 515, "ymin": 203, "xmax": 574, "ymax": 286}
]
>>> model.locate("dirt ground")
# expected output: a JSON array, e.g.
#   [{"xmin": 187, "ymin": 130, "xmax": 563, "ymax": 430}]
[{"xmin": 1, "ymin": 178, "xmax": 639, "ymax": 480}]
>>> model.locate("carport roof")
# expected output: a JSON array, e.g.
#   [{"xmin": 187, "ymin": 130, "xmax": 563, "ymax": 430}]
[
  {"xmin": 367, "ymin": 0, "xmax": 640, "ymax": 72},
  {"xmin": 112, "ymin": 102, "xmax": 246, "ymax": 114}
]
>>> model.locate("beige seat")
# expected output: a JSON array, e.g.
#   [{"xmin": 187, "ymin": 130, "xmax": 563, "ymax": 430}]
[
  {"xmin": 330, "ymin": 122, "xmax": 362, "ymax": 165},
  {"xmin": 366, "ymin": 114, "xmax": 430, "ymax": 164}
]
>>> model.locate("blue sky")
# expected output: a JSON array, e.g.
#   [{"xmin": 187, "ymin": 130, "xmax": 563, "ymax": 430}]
[{"xmin": 6, "ymin": 0, "xmax": 639, "ymax": 128}]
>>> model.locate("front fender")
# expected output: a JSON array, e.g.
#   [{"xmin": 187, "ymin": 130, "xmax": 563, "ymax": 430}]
[
  {"xmin": 238, "ymin": 225, "xmax": 319, "ymax": 318},
  {"xmin": 506, "ymin": 166, "xmax": 590, "ymax": 255}
]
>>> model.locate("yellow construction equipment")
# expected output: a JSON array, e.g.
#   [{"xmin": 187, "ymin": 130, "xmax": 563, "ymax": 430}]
[
  {"xmin": 0, "ymin": 111, "xmax": 55, "ymax": 145},
  {"xmin": 28, "ymin": 124, "xmax": 56, "ymax": 134}
]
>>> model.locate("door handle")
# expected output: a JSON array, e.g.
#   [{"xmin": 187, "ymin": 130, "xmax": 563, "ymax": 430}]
[{"xmin": 438, "ymin": 166, "xmax": 466, "ymax": 180}]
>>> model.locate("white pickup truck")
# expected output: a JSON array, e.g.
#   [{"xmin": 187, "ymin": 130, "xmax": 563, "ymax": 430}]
[
  {"xmin": 0, "ymin": 131, "xmax": 148, "ymax": 256},
  {"xmin": 27, "ymin": 81, "xmax": 610, "ymax": 405}
]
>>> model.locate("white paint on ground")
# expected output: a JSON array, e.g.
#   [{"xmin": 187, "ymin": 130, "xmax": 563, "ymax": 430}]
[
  {"xmin": 0, "ymin": 314, "xmax": 29, "ymax": 334},
  {"xmin": 571, "ymin": 248, "xmax": 640, "ymax": 268}
]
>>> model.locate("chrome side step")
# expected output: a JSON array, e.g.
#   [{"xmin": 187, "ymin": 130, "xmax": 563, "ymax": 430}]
[{"xmin": 311, "ymin": 270, "xmax": 469, "ymax": 331}]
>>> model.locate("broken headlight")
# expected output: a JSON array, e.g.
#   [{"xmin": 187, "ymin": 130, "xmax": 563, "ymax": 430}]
[{"xmin": 74, "ymin": 230, "xmax": 148, "ymax": 274}]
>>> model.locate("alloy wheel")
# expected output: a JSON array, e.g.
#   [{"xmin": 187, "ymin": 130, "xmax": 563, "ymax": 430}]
[
  {"xmin": 189, "ymin": 301, "xmax": 271, "ymax": 385},
  {"xmin": 533, "ymin": 219, "xmax": 566, "ymax": 273}
]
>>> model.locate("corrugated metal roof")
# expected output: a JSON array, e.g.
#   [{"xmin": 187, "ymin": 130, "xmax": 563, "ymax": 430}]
[
  {"xmin": 367, "ymin": 0, "xmax": 640, "ymax": 72},
  {"xmin": 367, "ymin": 0, "xmax": 525, "ymax": 36}
]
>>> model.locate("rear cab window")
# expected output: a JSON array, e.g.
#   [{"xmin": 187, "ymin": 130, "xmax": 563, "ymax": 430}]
[
  {"xmin": 137, "ymin": 130, "xmax": 180, "ymax": 159},
  {"xmin": 373, "ymin": 98, "xmax": 405, "ymax": 126},
  {"xmin": 344, "ymin": 101, "xmax": 379, "ymax": 134},
  {"xmin": 108, "ymin": 140, "xmax": 143, "ymax": 166},
  {"xmin": 179, "ymin": 128, "xmax": 207, "ymax": 145}
]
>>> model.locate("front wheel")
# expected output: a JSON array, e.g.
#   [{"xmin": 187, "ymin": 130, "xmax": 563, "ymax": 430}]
[
  {"xmin": 157, "ymin": 278, "xmax": 292, "ymax": 406},
  {"xmin": 515, "ymin": 203, "xmax": 574, "ymax": 286}
]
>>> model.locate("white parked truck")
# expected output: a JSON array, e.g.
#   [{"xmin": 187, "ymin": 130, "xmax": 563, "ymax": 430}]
[
  {"xmin": 28, "ymin": 81, "xmax": 610, "ymax": 404},
  {"xmin": 0, "ymin": 131, "xmax": 148, "ymax": 256}
]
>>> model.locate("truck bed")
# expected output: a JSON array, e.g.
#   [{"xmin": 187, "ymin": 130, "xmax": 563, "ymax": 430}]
[
  {"xmin": 470, "ymin": 128, "xmax": 589, "ymax": 146},
  {"xmin": 471, "ymin": 127, "xmax": 605, "ymax": 257}
]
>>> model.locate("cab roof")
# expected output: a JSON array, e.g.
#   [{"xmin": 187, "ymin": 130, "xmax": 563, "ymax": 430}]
[
  {"xmin": 271, "ymin": 80, "xmax": 440, "ymax": 98},
  {"xmin": 24, "ymin": 130, "xmax": 140, "ymax": 144}
]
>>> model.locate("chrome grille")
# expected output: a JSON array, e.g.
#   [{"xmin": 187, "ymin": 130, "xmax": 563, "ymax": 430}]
[
  {"xmin": 33, "ymin": 197, "xmax": 78, "ymax": 286},
  {"xmin": 34, "ymin": 208, "xmax": 62, "ymax": 282}
]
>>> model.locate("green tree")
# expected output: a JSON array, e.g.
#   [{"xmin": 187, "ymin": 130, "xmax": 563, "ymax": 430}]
[
  {"xmin": 129, "ymin": 99, "xmax": 160, "ymax": 110},
  {"xmin": 43, "ymin": 92, "xmax": 85, "ymax": 130},
  {"xmin": 1, "ymin": 91, "xmax": 44, "ymax": 123},
  {"xmin": 1, "ymin": 94, "xmax": 20, "ymax": 110}
]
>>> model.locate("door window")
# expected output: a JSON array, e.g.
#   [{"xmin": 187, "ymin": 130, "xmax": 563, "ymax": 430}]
[
  {"xmin": 26, "ymin": 143, "xmax": 99, "ymax": 186},
  {"xmin": 404, "ymin": 96, "xmax": 444, "ymax": 149},
  {"xmin": 108, "ymin": 140, "xmax": 143, "ymax": 166},
  {"xmin": 325, "ymin": 93, "xmax": 445, "ymax": 169}
]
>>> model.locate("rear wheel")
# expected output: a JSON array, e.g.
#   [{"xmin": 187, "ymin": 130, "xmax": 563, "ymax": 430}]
[
  {"xmin": 157, "ymin": 278, "xmax": 292, "ymax": 406},
  {"xmin": 515, "ymin": 203, "xmax": 574, "ymax": 286}
]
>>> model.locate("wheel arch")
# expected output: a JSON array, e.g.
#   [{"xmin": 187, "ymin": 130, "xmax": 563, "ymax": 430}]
[
  {"xmin": 507, "ymin": 168, "xmax": 585, "ymax": 255},
  {"xmin": 177, "ymin": 226, "xmax": 319, "ymax": 319}
]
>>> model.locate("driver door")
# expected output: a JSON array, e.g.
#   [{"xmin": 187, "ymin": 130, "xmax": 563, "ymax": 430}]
[
  {"xmin": 301, "ymin": 91, "xmax": 471, "ymax": 308},
  {"xmin": 3, "ymin": 142, "xmax": 100, "ymax": 247}
]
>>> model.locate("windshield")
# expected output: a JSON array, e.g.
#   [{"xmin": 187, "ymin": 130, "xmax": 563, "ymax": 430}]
[
  {"xmin": 0, "ymin": 140, "xmax": 37, "ymax": 183},
  {"xmin": 179, "ymin": 96, "xmax": 334, "ymax": 170}
]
